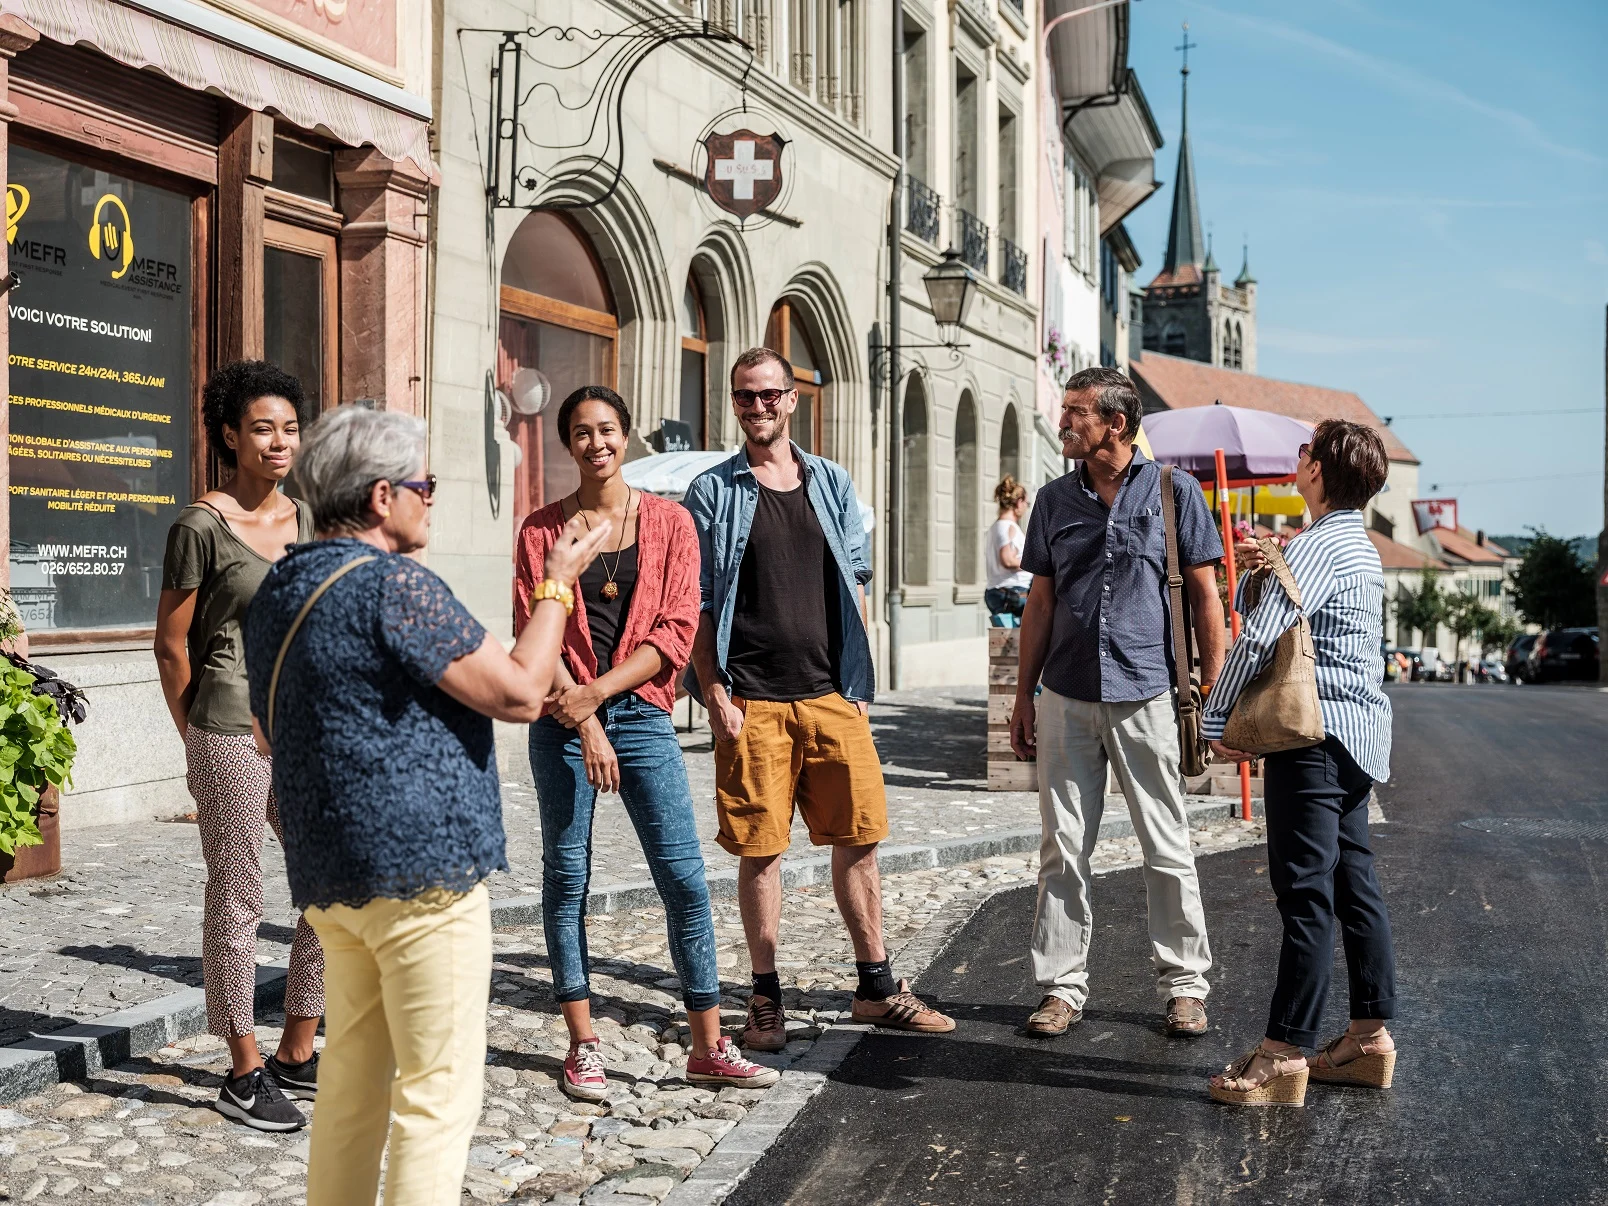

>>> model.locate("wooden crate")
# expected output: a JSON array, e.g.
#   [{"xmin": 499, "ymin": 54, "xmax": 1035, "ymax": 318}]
[{"xmin": 987, "ymin": 628, "xmax": 1038, "ymax": 792}]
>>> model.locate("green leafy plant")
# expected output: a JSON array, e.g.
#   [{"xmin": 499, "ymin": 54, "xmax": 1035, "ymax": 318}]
[{"xmin": 0, "ymin": 593, "xmax": 74, "ymax": 857}]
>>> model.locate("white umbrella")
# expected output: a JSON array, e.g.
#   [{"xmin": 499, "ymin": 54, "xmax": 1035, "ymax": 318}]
[{"xmin": 622, "ymin": 450, "xmax": 877, "ymax": 533}]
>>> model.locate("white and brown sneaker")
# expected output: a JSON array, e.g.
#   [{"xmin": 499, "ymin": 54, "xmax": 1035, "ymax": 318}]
[
  {"xmin": 850, "ymin": 979, "xmax": 956, "ymax": 1033},
  {"xmin": 1166, "ymin": 996, "xmax": 1209, "ymax": 1037},
  {"xmin": 741, "ymin": 993, "xmax": 788, "ymax": 1052}
]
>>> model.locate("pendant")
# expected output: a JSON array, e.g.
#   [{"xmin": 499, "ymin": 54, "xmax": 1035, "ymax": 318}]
[{"xmin": 601, "ymin": 580, "xmax": 619, "ymax": 601}]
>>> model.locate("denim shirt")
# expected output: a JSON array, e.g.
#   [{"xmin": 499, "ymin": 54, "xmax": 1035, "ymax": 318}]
[{"xmin": 683, "ymin": 442, "xmax": 874, "ymax": 704}]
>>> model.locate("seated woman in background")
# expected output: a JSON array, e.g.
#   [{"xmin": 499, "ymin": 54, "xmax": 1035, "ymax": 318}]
[
  {"xmin": 515, "ymin": 386, "xmax": 780, "ymax": 1103},
  {"xmin": 984, "ymin": 475, "xmax": 1032, "ymax": 625}
]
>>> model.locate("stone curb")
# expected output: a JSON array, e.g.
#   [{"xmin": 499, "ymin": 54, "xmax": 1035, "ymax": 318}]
[
  {"xmin": 658, "ymin": 892, "xmax": 991, "ymax": 1206},
  {"xmin": 0, "ymin": 796, "xmax": 1247, "ymax": 1105}
]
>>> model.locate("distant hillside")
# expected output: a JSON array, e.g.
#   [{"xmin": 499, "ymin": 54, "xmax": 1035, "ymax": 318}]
[{"xmin": 1490, "ymin": 533, "xmax": 1600, "ymax": 564}]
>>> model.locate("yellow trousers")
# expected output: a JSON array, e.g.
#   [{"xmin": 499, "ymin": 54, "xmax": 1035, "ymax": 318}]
[{"xmin": 303, "ymin": 883, "xmax": 491, "ymax": 1206}]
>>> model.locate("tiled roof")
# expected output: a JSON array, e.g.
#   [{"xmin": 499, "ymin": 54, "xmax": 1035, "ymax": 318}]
[
  {"xmin": 1433, "ymin": 528, "xmax": 1506, "ymax": 566},
  {"xmin": 1130, "ymin": 353, "xmax": 1419, "ymax": 465},
  {"xmin": 1147, "ymin": 264, "xmax": 1204, "ymax": 288},
  {"xmin": 1368, "ymin": 530, "xmax": 1447, "ymax": 570}
]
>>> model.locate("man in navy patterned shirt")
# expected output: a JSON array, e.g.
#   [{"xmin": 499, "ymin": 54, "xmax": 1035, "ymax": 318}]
[{"xmin": 1010, "ymin": 367, "xmax": 1226, "ymax": 1039}]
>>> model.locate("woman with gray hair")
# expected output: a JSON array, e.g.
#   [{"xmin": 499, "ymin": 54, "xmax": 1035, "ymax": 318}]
[{"xmin": 244, "ymin": 405, "xmax": 608, "ymax": 1206}]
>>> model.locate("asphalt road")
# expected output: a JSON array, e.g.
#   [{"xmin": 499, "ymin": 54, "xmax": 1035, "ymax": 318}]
[{"xmin": 727, "ymin": 685, "xmax": 1608, "ymax": 1205}]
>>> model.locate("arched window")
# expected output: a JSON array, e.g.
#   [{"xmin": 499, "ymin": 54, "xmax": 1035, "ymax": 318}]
[
  {"xmin": 902, "ymin": 375, "xmax": 930, "ymax": 586},
  {"xmin": 679, "ymin": 275, "xmax": 708, "ymax": 449},
  {"xmin": 1163, "ymin": 323, "xmax": 1186, "ymax": 357},
  {"xmin": 1000, "ymin": 402, "xmax": 1021, "ymax": 484},
  {"xmin": 954, "ymin": 393, "xmax": 979, "ymax": 585},
  {"xmin": 765, "ymin": 298, "xmax": 827, "ymax": 454},
  {"xmin": 498, "ymin": 212, "xmax": 616, "ymax": 522},
  {"xmin": 1234, "ymin": 321, "xmax": 1244, "ymax": 369}
]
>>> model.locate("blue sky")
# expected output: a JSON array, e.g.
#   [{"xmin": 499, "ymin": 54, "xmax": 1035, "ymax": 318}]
[{"xmin": 1122, "ymin": 0, "xmax": 1606, "ymax": 539}]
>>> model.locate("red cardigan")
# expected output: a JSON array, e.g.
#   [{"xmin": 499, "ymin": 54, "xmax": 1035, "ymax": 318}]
[{"xmin": 512, "ymin": 491, "xmax": 699, "ymax": 716}]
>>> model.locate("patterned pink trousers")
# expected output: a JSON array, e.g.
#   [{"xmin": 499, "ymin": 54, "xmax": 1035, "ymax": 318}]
[{"xmin": 186, "ymin": 726, "xmax": 326, "ymax": 1038}]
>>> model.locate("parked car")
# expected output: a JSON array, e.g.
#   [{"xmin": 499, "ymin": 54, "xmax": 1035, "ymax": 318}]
[
  {"xmin": 1505, "ymin": 633, "xmax": 1539, "ymax": 683},
  {"xmin": 1417, "ymin": 647, "xmax": 1447, "ymax": 682},
  {"xmin": 1525, "ymin": 628, "xmax": 1600, "ymax": 683},
  {"xmin": 1474, "ymin": 654, "xmax": 1508, "ymax": 684}
]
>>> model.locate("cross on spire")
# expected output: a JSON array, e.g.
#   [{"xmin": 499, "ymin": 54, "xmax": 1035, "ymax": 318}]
[{"xmin": 1177, "ymin": 22, "xmax": 1198, "ymax": 77}]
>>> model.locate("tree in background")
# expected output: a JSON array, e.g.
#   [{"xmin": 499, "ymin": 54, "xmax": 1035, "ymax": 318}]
[
  {"xmin": 1395, "ymin": 569, "xmax": 1447, "ymax": 648},
  {"xmin": 1443, "ymin": 594, "xmax": 1486, "ymax": 673},
  {"xmin": 1478, "ymin": 610, "xmax": 1520, "ymax": 654},
  {"xmin": 1508, "ymin": 530, "xmax": 1595, "ymax": 630}
]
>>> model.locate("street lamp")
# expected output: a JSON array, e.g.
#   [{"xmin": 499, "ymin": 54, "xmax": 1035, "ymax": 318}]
[{"xmin": 921, "ymin": 247, "xmax": 979, "ymax": 333}]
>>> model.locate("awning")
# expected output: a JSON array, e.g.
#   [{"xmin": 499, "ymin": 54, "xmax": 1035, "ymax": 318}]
[
  {"xmin": 1, "ymin": 0, "xmax": 435, "ymax": 179},
  {"xmin": 1065, "ymin": 73, "xmax": 1163, "ymax": 234},
  {"xmin": 1046, "ymin": 0, "xmax": 1124, "ymax": 104}
]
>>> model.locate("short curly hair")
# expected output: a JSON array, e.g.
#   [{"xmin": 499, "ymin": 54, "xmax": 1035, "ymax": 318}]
[{"xmin": 202, "ymin": 360, "xmax": 308, "ymax": 468}]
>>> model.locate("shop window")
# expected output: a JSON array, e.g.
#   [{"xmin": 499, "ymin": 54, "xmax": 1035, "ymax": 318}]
[
  {"xmin": 764, "ymin": 298, "xmax": 827, "ymax": 454},
  {"xmin": 263, "ymin": 221, "xmax": 338, "ymax": 413},
  {"xmin": 902, "ymin": 375, "xmax": 930, "ymax": 587},
  {"xmin": 679, "ymin": 275, "xmax": 708, "ymax": 449},
  {"xmin": 6, "ymin": 144, "xmax": 196, "ymax": 635},
  {"xmin": 270, "ymin": 135, "xmax": 334, "ymax": 206},
  {"xmin": 954, "ymin": 393, "xmax": 978, "ymax": 585},
  {"xmin": 498, "ymin": 212, "xmax": 617, "ymax": 524}
]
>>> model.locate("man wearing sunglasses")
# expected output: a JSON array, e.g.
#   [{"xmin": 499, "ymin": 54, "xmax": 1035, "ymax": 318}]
[{"xmin": 686, "ymin": 347, "xmax": 955, "ymax": 1054}]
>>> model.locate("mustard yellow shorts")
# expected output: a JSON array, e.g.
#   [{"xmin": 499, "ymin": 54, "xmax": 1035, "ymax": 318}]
[{"xmin": 714, "ymin": 693, "xmax": 890, "ymax": 858}]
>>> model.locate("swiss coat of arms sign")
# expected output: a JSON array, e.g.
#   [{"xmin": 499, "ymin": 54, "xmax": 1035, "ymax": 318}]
[{"xmin": 702, "ymin": 130, "xmax": 785, "ymax": 219}]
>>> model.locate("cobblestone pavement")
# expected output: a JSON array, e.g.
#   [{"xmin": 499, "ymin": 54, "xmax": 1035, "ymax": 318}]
[
  {"xmin": 0, "ymin": 813, "xmax": 1265, "ymax": 1204},
  {"xmin": 2, "ymin": 689, "xmax": 1044, "ymax": 1046}
]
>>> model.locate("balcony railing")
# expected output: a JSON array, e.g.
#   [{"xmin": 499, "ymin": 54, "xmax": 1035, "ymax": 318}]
[
  {"xmin": 1000, "ymin": 235, "xmax": 1027, "ymax": 295},
  {"xmin": 905, "ymin": 176, "xmax": 941, "ymax": 244},
  {"xmin": 957, "ymin": 208, "xmax": 989, "ymax": 272}
]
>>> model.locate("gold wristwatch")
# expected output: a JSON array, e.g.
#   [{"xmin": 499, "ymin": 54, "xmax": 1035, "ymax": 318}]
[{"xmin": 530, "ymin": 578, "xmax": 575, "ymax": 616}]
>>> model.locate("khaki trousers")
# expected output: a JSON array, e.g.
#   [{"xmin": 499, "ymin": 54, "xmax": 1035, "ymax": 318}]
[
  {"xmin": 304, "ymin": 883, "xmax": 491, "ymax": 1206},
  {"xmin": 1031, "ymin": 689, "xmax": 1213, "ymax": 1010}
]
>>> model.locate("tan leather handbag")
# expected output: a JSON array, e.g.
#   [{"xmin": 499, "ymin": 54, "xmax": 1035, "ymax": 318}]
[{"xmin": 1222, "ymin": 538, "xmax": 1325, "ymax": 754}]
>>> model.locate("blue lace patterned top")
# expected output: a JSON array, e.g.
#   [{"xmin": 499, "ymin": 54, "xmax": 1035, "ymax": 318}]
[{"xmin": 244, "ymin": 539, "xmax": 507, "ymax": 911}]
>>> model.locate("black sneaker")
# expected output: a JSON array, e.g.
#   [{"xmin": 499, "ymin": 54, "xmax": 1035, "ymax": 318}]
[
  {"xmin": 215, "ymin": 1067, "xmax": 307, "ymax": 1132},
  {"xmin": 264, "ymin": 1052, "xmax": 319, "ymax": 1100}
]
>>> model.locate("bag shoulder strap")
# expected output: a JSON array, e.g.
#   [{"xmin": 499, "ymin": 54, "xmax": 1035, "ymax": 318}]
[
  {"xmin": 1158, "ymin": 467, "xmax": 1195, "ymax": 702},
  {"xmin": 266, "ymin": 555, "xmax": 377, "ymax": 742},
  {"xmin": 1258, "ymin": 538, "xmax": 1306, "ymax": 613}
]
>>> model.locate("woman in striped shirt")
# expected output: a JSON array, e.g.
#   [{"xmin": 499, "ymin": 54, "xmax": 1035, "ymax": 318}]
[{"xmin": 1203, "ymin": 419, "xmax": 1399, "ymax": 1107}]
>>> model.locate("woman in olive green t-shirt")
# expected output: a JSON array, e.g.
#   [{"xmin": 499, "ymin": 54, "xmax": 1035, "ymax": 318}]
[{"xmin": 154, "ymin": 361, "xmax": 325, "ymax": 1132}]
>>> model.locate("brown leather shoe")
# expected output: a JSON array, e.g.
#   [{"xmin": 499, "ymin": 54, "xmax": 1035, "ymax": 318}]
[
  {"xmin": 741, "ymin": 994, "xmax": 787, "ymax": 1052},
  {"xmin": 850, "ymin": 980, "xmax": 956, "ymax": 1033},
  {"xmin": 1166, "ymin": 996, "xmax": 1209, "ymax": 1037},
  {"xmin": 1025, "ymin": 995, "xmax": 1082, "ymax": 1036}
]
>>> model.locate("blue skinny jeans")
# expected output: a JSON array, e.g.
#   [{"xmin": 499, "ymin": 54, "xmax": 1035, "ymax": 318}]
[{"xmin": 529, "ymin": 693, "xmax": 720, "ymax": 1012}]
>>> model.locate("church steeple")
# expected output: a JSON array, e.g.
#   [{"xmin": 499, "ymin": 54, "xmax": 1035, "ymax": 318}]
[
  {"xmin": 1162, "ymin": 24, "xmax": 1204, "ymax": 276},
  {"xmin": 1236, "ymin": 239, "xmax": 1257, "ymax": 286}
]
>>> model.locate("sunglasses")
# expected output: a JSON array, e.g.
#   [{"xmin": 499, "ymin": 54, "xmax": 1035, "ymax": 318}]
[
  {"xmin": 731, "ymin": 388, "xmax": 793, "ymax": 408},
  {"xmin": 1297, "ymin": 443, "xmax": 1311, "ymax": 460},
  {"xmin": 393, "ymin": 473, "xmax": 438, "ymax": 500}
]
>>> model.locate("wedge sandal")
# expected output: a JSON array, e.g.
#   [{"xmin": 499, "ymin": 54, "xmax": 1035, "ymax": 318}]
[
  {"xmin": 1308, "ymin": 1031, "xmax": 1397, "ymax": 1088},
  {"xmin": 1208, "ymin": 1043, "xmax": 1309, "ymax": 1107}
]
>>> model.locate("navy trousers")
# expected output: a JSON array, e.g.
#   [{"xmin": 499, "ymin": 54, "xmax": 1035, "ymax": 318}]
[{"xmin": 1261, "ymin": 735, "xmax": 1397, "ymax": 1047}]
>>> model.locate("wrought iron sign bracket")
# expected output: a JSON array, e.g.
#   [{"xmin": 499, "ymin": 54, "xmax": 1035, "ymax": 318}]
[{"xmin": 461, "ymin": 17, "xmax": 753, "ymax": 214}]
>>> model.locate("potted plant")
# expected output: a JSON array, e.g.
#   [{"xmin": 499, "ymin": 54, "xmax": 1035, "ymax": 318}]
[{"xmin": 0, "ymin": 595, "xmax": 77, "ymax": 883}]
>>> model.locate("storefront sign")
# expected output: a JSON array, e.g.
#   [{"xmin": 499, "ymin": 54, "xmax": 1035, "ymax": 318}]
[
  {"xmin": 703, "ymin": 130, "xmax": 785, "ymax": 219},
  {"xmin": 7, "ymin": 146, "xmax": 192, "ymax": 632}
]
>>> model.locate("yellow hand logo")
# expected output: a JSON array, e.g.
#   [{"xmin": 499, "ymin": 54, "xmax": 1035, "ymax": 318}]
[{"xmin": 6, "ymin": 184, "xmax": 28, "ymax": 245}]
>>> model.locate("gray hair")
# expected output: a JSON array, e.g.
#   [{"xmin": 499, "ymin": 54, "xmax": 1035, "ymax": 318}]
[
  {"xmin": 292, "ymin": 406, "xmax": 426, "ymax": 533},
  {"xmin": 1065, "ymin": 366, "xmax": 1143, "ymax": 443}
]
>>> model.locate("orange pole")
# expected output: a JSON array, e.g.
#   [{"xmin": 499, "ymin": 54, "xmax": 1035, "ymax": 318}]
[{"xmin": 1214, "ymin": 449, "xmax": 1252, "ymax": 822}]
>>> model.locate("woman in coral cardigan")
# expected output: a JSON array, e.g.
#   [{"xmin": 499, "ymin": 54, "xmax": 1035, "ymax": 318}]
[{"xmin": 514, "ymin": 385, "xmax": 779, "ymax": 1102}]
